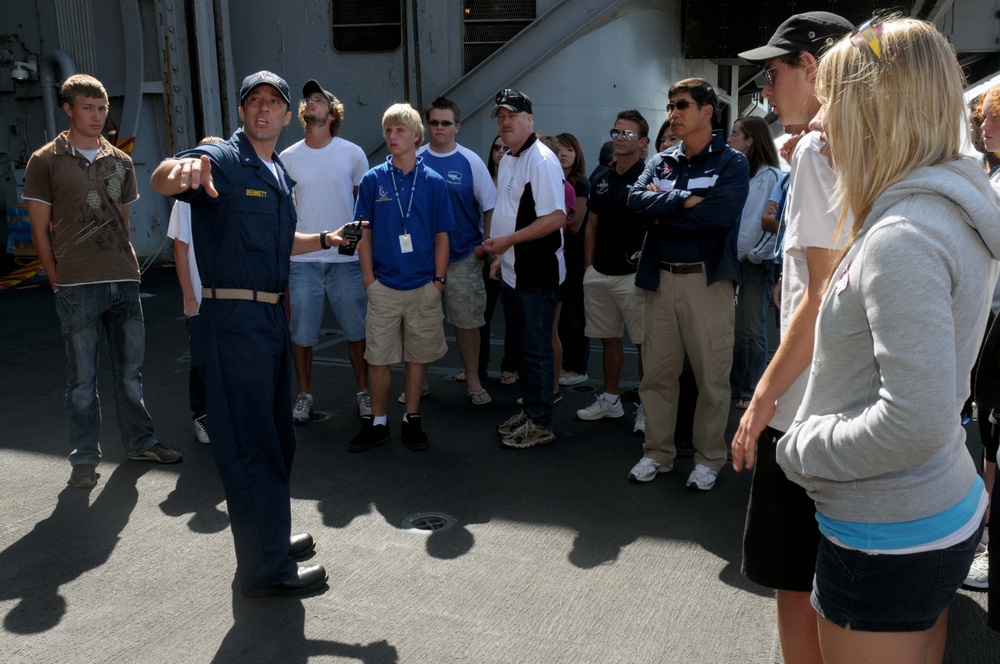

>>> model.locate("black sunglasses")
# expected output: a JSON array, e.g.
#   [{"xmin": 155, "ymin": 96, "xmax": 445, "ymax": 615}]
[
  {"xmin": 427, "ymin": 120, "xmax": 455, "ymax": 127},
  {"xmin": 666, "ymin": 100, "xmax": 695, "ymax": 113}
]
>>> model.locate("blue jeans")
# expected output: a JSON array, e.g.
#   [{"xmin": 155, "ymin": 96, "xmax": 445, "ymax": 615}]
[
  {"xmin": 501, "ymin": 283, "xmax": 557, "ymax": 427},
  {"xmin": 731, "ymin": 261, "xmax": 775, "ymax": 398},
  {"xmin": 55, "ymin": 282, "xmax": 157, "ymax": 465}
]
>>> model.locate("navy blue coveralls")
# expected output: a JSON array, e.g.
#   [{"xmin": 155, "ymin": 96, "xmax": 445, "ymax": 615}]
[{"xmin": 175, "ymin": 129, "xmax": 298, "ymax": 590}]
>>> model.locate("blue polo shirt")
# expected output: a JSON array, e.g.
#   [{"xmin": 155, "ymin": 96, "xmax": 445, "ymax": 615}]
[{"xmin": 354, "ymin": 155, "xmax": 454, "ymax": 290}]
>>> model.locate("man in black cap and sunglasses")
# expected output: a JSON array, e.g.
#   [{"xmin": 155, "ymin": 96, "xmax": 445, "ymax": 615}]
[
  {"xmin": 731, "ymin": 12, "xmax": 853, "ymax": 663},
  {"xmin": 483, "ymin": 88, "xmax": 567, "ymax": 449}
]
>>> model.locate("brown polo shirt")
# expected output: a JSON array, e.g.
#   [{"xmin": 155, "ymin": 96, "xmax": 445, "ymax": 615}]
[{"xmin": 23, "ymin": 132, "xmax": 140, "ymax": 285}]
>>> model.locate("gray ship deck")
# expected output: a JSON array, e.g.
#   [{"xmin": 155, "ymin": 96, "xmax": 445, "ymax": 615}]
[{"xmin": 1, "ymin": 264, "xmax": 998, "ymax": 663}]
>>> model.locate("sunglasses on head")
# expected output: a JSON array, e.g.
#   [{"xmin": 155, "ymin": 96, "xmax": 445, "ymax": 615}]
[
  {"xmin": 427, "ymin": 120, "xmax": 455, "ymax": 127},
  {"xmin": 851, "ymin": 18, "xmax": 883, "ymax": 60},
  {"xmin": 496, "ymin": 89, "xmax": 523, "ymax": 104},
  {"xmin": 666, "ymin": 100, "xmax": 694, "ymax": 113}
]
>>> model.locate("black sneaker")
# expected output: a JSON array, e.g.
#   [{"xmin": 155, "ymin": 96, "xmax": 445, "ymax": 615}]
[
  {"xmin": 130, "ymin": 443, "xmax": 183, "ymax": 463},
  {"xmin": 68, "ymin": 463, "xmax": 99, "ymax": 488},
  {"xmin": 401, "ymin": 415, "xmax": 429, "ymax": 451},
  {"xmin": 348, "ymin": 417, "xmax": 389, "ymax": 453}
]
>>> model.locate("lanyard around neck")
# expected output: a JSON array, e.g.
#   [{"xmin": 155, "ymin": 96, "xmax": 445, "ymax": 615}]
[{"xmin": 391, "ymin": 165, "xmax": 418, "ymax": 232}]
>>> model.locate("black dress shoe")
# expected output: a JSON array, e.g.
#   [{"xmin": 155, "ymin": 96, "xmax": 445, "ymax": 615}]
[
  {"xmin": 242, "ymin": 564, "xmax": 328, "ymax": 597},
  {"xmin": 69, "ymin": 463, "xmax": 99, "ymax": 489},
  {"xmin": 289, "ymin": 532, "xmax": 315, "ymax": 559}
]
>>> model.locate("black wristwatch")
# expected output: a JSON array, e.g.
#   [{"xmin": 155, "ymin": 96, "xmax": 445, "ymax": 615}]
[
  {"xmin": 319, "ymin": 231, "xmax": 332, "ymax": 250},
  {"xmin": 434, "ymin": 276, "xmax": 447, "ymax": 285}
]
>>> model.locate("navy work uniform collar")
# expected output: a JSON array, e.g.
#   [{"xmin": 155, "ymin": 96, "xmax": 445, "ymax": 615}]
[{"xmin": 234, "ymin": 129, "xmax": 288, "ymax": 193}]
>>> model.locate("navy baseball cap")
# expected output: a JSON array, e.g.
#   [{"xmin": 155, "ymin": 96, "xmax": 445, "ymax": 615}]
[
  {"xmin": 739, "ymin": 11, "xmax": 854, "ymax": 64},
  {"xmin": 239, "ymin": 71, "xmax": 291, "ymax": 104},
  {"xmin": 491, "ymin": 89, "xmax": 532, "ymax": 118}
]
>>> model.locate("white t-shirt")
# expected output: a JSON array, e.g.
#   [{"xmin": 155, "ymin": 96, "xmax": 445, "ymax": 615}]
[
  {"xmin": 166, "ymin": 201, "xmax": 202, "ymax": 308},
  {"xmin": 279, "ymin": 136, "xmax": 369, "ymax": 263},
  {"xmin": 771, "ymin": 131, "xmax": 850, "ymax": 432}
]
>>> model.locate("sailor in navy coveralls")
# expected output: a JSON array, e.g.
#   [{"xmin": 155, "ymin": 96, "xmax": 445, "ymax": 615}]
[{"xmin": 151, "ymin": 71, "xmax": 359, "ymax": 597}]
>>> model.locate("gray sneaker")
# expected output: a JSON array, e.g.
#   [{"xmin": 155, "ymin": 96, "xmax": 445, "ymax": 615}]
[
  {"xmin": 355, "ymin": 390, "xmax": 372, "ymax": 418},
  {"xmin": 130, "ymin": 443, "xmax": 182, "ymax": 464},
  {"xmin": 293, "ymin": 392, "xmax": 313, "ymax": 425},
  {"xmin": 497, "ymin": 411, "xmax": 529, "ymax": 437},
  {"xmin": 500, "ymin": 419, "xmax": 555, "ymax": 449},
  {"xmin": 628, "ymin": 457, "xmax": 671, "ymax": 483}
]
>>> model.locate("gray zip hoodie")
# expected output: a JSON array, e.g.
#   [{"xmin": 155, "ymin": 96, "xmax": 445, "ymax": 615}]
[{"xmin": 777, "ymin": 158, "xmax": 1000, "ymax": 524}]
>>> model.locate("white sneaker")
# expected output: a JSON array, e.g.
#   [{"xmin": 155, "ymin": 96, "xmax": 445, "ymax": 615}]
[
  {"xmin": 293, "ymin": 392, "xmax": 313, "ymax": 425},
  {"xmin": 633, "ymin": 404, "xmax": 646, "ymax": 435},
  {"xmin": 192, "ymin": 414, "xmax": 210, "ymax": 444},
  {"xmin": 559, "ymin": 372, "xmax": 589, "ymax": 386},
  {"xmin": 576, "ymin": 394, "xmax": 625, "ymax": 421},
  {"xmin": 628, "ymin": 457, "xmax": 672, "ymax": 483},
  {"xmin": 964, "ymin": 548, "xmax": 989, "ymax": 590},
  {"xmin": 355, "ymin": 390, "xmax": 372, "ymax": 418},
  {"xmin": 686, "ymin": 464, "xmax": 718, "ymax": 491}
]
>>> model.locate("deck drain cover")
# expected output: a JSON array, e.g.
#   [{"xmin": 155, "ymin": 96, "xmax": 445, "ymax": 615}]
[
  {"xmin": 571, "ymin": 385, "xmax": 595, "ymax": 393},
  {"xmin": 401, "ymin": 512, "xmax": 456, "ymax": 532}
]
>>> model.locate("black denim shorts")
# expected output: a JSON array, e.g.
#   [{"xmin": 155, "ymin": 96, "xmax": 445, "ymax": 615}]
[{"xmin": 812, "ymin": 525, "xmax": 983, "ymax": 632}]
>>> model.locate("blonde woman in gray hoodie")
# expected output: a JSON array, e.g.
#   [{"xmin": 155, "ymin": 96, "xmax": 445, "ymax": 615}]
[{"xmin": 777, "ymin": 18, "xmax": 1000, "ymax": 663}]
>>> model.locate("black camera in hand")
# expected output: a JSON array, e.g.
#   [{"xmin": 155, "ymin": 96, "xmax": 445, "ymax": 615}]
[{"xmin": 338, "ymin": 220, "xmax": 364, "ymax": 256}]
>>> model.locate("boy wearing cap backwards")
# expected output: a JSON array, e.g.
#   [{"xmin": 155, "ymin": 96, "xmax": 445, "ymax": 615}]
[
  {"xmin": 483, "ymin": 89, "xmax": 567, "ymax": 449},
  {"xmin": 152, "ymin": 70, "xmax": 359, "ymax": 598},
  {"xmin": 280, "ymin": 79, "xmax": 371, "ymax": 425},
  {"xmin": 731, "ymin": 12, "xmax": 853, "ymax": 662}
]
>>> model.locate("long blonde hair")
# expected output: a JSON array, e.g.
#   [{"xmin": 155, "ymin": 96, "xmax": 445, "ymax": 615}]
[{"xmin": 817, "ymin": 18, "xmax": 966, "ymax": 253}]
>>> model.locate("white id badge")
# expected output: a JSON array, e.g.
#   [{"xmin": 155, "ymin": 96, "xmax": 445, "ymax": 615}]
[{"xmin": 399, "ymin": 233, "xmax": 413, "ymax": 253}]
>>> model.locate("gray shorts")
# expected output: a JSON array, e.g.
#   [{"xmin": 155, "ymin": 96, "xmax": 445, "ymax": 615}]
[{"xmin": 444, "ymin": 252, "xmax": 487, "ymax": 329}]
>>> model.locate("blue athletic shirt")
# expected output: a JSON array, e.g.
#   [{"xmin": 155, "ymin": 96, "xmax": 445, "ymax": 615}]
[
  {"xmin": 417, "ymin": 143, "xmax": 496, "ymax": 262},
  {"xmin": 354, "ymin": 155, "xmax": 454, "ymax": 291}
]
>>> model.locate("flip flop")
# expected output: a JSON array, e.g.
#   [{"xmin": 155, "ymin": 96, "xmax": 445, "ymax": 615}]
[
  {"xmin": 453, "ymin": 371, "xmax": 467, "ymax": 382},
  {"xmin": 467, "ymin": 388, "xmax": 492, "ymax": 406},
  {"xmin": 500, "ymin": 371, "xmax": 518, "ymax": 386}
]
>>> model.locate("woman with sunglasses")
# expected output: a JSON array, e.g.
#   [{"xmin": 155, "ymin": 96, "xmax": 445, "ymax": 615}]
[
  {"xmin": 727, "ymin": 116, "xmax": 781, "ymax": 411},
  {"xmin": 777, "ymin": 18, "xmax": 1000, "ymax": 662},
  {"xmin": 555, "ymin": 133, "xmax": 591, "ymax": 388}
]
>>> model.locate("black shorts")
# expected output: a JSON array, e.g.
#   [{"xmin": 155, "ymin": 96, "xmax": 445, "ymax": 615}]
[{"xmin": 741, "ymin": 426, "xmax": 821, "ymax": 592}]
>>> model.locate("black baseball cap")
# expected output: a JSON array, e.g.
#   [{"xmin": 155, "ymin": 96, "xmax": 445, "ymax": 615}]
[
  {"xmin": 739, "ymin": 11, "xmax": 854, "ymax": 64},
  {"xmin": 491, "ymin": 89, "xmax": 532, "ymax": 118},
  {"xmin": 302, "ymin": 79, "xmax": 335, "ymax": 102},
  {"xmin": 239, "ymin": 70, "xmax": 291, "ymax": 104}
]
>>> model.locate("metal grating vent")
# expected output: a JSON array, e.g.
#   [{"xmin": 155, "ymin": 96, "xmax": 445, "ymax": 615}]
[
  {"xmin": 332, "ymin": 0, "xmax": 402, "ymax": 53},
  {"xmin": 463, "ymin": 1, "xmax": 535, "ymax": 73},
  {"xmin": 401, "ymin": 512, "xmax": 456, "ymax": 531}
]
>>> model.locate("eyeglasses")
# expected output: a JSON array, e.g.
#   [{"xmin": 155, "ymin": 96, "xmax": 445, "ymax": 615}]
[
  {"xmin": 301, "ymin": 96, "xmax": 327, "ymax": 105},
  {"xmin": 757, "ymin": 65, "xmax": 781, "ymax": 88},
  {"xmin": 851, "ymin": 18, "xmax": 883, "ymax": 60},
  {"xmin": 493, "ymin": 144, "xmax": 510, "ymax": 154},
  {"xmin": 427, "ymin": 120, "xmax": 455, "ymax": 127},
  {"xmin": 666, "ymin": 100, "xmax": 694, "ymax": 113},
  {"xmin": 609, "ymin": 129, "xmax": 637, "ymax": 140}
]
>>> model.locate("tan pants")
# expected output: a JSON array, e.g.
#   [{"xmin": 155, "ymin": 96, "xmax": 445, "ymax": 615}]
[{"xmin": 639, "ymin": 271, "xmax": 734, "ymax": 471}]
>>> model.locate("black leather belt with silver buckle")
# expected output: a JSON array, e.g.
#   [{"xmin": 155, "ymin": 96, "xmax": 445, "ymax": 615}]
[
  {"xmin": 201, "ymin": 288, "xmax": 284, "ymax": 305},
  {"xmin": 658, "ymin": 262, "xmax": 703, "ymax": 274}
]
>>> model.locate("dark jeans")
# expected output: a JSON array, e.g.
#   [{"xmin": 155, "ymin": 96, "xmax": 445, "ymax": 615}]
[
  {"xmin": 558, "ymin": 265, "xmax": 590, "ymax": 374},
  {"xmin": 501, "ymin": 283, "xmax": 558, "ymax": 427},
  {"xmin": 731, "ymin": 261, "xmax": 775, "ymax": 398},
  {"xmin": 185, "ymin": 317, "xmax": 206, "ymax": 418},
  {"xmin": 55, "ymin": 282, "xmax": 158, "ymax": 466},
  {"xmin": 478, "ymin": 262, "xmax": 505, "ymax": 377}
]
